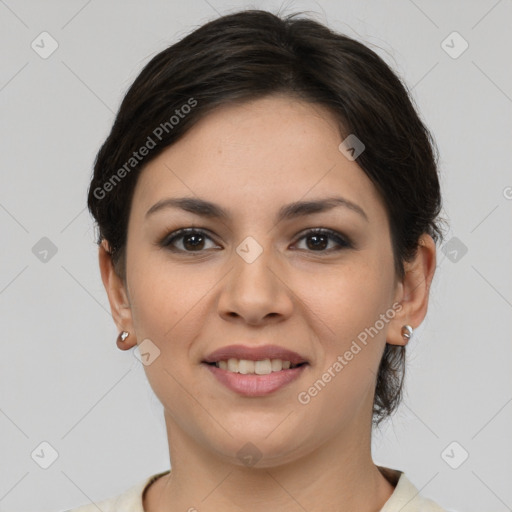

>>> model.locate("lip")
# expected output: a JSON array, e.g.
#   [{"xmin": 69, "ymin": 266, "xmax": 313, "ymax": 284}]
[
  {"xmin": 201, "ymin": 344, "xmax": 309, "ymax": 397},
  {"xmin": 202, "ymin": 344, "xmax": 308, "ymax": 365},
  {"xmin": 203, "ymin": 363, "xmax": 308, "ymax": 397}
]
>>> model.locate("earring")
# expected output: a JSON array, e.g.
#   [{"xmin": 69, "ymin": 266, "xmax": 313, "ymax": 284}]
[
  {"xmin": 118, "ymin": 331, "xmax": 130, "ymax": 343},
  {"xmin": 401, "ymin": 325, "xmax": 413, "ymax": 342}
]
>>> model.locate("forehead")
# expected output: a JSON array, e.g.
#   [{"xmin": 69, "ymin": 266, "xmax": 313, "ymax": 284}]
[{"xmin": 131, "ymin": 95, "xmax": 386, "ymax": 222}]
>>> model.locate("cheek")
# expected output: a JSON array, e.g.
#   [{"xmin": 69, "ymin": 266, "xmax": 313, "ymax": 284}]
[
  {"xmin": 300, "ymin": 259, "xmax": 393, "ymax": 340},
  {"xmin": 127, "ymin": 252, "xmax": 215, "ymax": 340},
  {"xmin": 295, "ymin": 267, "xmax": 390, "ymax": 427},
  {"xmin": 126, "ymin": 257, "xmax": 214, "ymax": 426},
  {"xmin": 296, "ymin": 258, "xmax": 393, "ymax": 402}
]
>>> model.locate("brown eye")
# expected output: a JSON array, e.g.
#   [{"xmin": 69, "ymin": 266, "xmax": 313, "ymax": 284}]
[
  {"xmin": 294, "ymin": 229, "xmax": 351, "ymax": 252},
  {"xmin": 161, "ymin": 228, "xmax": 220, "ymax": 253}
]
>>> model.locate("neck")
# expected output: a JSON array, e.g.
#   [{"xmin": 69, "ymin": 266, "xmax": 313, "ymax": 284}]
[{"xmin": 144, "ymin": 411, "xmax": 395, "ymax": 512}]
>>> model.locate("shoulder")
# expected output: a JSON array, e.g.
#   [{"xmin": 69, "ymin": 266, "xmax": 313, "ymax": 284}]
[
  {"xmin": 62, "ymin": 470, "xmax": 170, "ymax": 512},
  {"xmin": 62, "ymin": 467, "xmax": 455, "ymax": 512},
  {"xmin": 378, "ymin": 466, "xmax": 450, "ymax": 512}
]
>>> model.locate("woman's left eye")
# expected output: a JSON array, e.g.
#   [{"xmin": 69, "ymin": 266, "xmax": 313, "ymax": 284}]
[{"xmin": 293, "ymin": 228, "xmax": 351, "ymax": 252}]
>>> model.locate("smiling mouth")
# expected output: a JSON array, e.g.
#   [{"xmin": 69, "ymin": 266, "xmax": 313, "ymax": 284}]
[{"xmin": 204, "ymin": 359, "xmax": 308, "ymax": 374}]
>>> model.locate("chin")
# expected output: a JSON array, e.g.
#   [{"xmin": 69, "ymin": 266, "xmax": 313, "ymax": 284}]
[{"xmin": 203, "ymin": 425, "xmax": 313, "ymax": 469}]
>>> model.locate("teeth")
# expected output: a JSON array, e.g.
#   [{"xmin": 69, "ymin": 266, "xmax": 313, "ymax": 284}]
[
  {"xmin": 214, "ymin": 358, "xmax": 298, "ymax": 374},
  {"xmin": 227, "ymin": 358, "xmax": 238, "ymax": 372},
  {"xmin": 271, "ymin": 359, "xmax": 281, "ymax": 371},
  {"xmin": 238, "ymin": 359, "xmax": 254, "ymax": 374},
  {"xmin": 254, "ymin": 359, "xmax": 271, "ymax": 375}
]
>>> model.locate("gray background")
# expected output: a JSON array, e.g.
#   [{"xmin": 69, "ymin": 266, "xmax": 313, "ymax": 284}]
[{"xmin": 1, "ymin": 0, "xmax": 511, "ymax": 511}]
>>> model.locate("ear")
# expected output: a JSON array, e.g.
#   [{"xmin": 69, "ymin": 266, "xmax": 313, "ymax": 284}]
[
  {"xmin": 98, "ymin": 239, "xmax": 136, "ymax": 350},
  {"xmin": 387, "ymin": 233, "xmax": 437, "ymax": 346}
]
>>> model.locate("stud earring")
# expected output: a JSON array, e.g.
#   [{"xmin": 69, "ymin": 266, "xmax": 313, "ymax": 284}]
[
  {"xmin": 118, "ymin": 331, "xmax": 130, "ymax": 343},
  {"xmin": 401, "ymin": 325, "xmax": 413, "ymax": 342}
]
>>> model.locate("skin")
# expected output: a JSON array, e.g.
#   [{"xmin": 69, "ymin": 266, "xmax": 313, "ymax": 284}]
[{"xmin": 99, "ymin": 94, "xmax": 436, "ymax": 512}]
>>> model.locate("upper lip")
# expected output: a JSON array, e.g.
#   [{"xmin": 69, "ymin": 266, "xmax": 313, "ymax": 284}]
[{"xmin": 202, "ymin": 344, "xmax": 309, "ymax": 365}]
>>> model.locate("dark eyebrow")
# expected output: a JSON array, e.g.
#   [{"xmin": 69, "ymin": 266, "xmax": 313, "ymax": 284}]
[{"xmin": 145, "ymin": 196, "xmax": 368, "ymax": 223}]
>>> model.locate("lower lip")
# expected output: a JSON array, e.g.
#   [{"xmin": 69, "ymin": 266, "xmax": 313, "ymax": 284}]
[{"xmin": 203, "ymin": 363, "xmax": 308, "ymax": 397}]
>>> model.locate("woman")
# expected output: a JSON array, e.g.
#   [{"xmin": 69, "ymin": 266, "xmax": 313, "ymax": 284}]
[{"xmin": 69, "ymin": 8, "xmax": 448, "ymax": 512}]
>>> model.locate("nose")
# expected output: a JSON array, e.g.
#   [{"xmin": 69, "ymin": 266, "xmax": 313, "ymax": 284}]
[{"xmin": 217, "ymin": 243, "xmax": 294, "ymax": 326}]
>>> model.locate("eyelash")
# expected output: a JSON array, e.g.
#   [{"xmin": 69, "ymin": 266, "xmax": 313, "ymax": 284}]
[{"xmin": 159, "ymin": 227, "xmax": 352, "ymax": 254}]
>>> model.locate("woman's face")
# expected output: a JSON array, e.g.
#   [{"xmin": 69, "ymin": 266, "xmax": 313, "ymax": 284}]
[{"xmin": 121, "ymin": 95, "xmax": 404, "ymax": 465}]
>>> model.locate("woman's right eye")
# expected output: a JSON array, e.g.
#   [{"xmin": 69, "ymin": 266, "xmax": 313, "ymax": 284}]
[{"xmin": 160, "ymin": 228, "xmax": 221, "ymax": 253}]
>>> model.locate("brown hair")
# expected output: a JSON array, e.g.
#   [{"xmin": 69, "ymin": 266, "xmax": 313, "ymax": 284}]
[{"xmin": 87, "ymin": 9, "xmax": 446, "ymax": 425}]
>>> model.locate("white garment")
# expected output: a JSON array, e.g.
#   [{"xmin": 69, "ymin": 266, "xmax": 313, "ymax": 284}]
[{"xmin": 64, "ymin": 466, "xmax": 448, "ymax": 512}]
